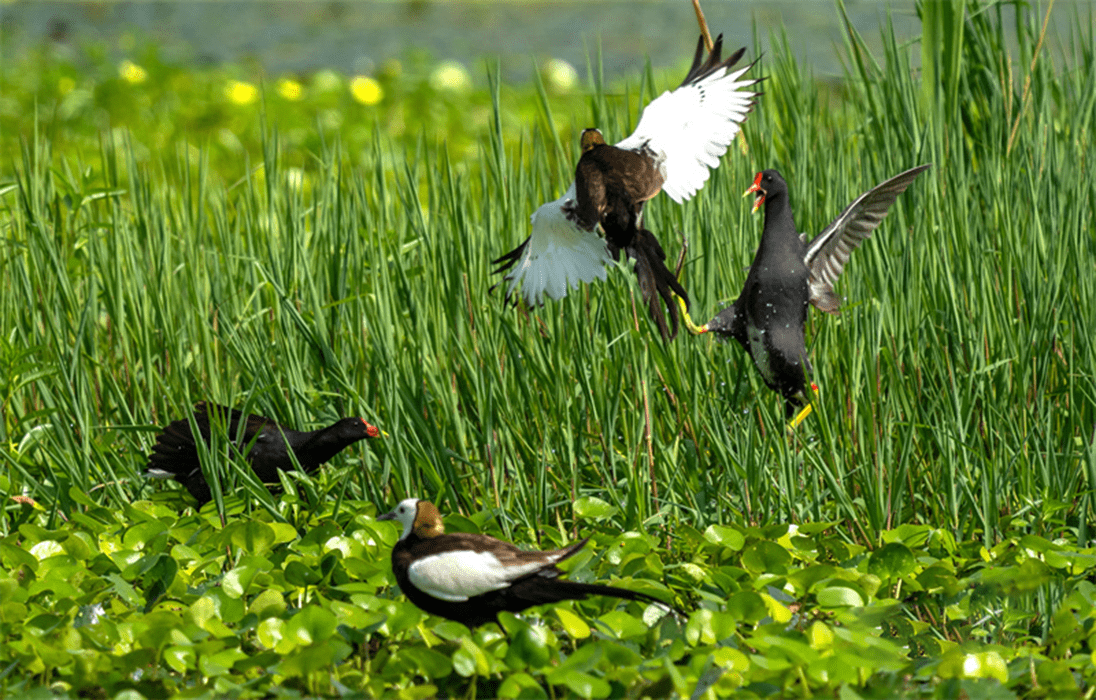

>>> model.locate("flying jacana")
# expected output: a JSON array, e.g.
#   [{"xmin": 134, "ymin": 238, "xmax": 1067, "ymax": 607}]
[{"xmin": 492, "ymin": 34, "xmax": 761, "ymax": 340}]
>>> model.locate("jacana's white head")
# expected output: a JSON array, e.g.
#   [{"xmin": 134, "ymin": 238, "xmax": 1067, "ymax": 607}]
[{"xmin": 378, "ymin": 498, "xmax": 445, "ymax": 540}]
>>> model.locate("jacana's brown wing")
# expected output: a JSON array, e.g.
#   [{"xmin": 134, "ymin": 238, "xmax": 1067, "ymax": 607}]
[
  {"xmin": 573, "ymin": 144, "xmax": 665, "ymax": 230},
  {"xmin": 803, "ymin": 164, "xmax": 932, "ymax": 314}
]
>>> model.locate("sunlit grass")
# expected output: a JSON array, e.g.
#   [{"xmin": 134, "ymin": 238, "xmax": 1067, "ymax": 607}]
[{"xmin": 0, "ymin": 1, "xmax": 1092, "ymax": 553}]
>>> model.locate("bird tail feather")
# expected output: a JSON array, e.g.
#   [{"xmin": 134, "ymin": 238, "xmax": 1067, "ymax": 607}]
[{"xmin": 623, "ymin": 228, "xmax": 689, "ymax": 341}]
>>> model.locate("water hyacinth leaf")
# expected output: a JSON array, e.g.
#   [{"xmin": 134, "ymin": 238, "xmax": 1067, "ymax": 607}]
[
  {"xmin": 198, "ymin": 647, "xmax": 247, "ymax": 677},
  {"xmin": 276, "ymin": 638, "xmax": 352, "ymax": 676},
  {"xmin": 595, "ymin": 609, "xmax": 647, "ymax": 639},
  {"xmin": 498, "ymin": 671, "xmax": 549, "ymax": 699},
  {"xmin": 248, "ymin": 589, "xmax": 286, "ymax": 619},
  {"xmin": 257, "ymin": 617, "xmax": 286, "ymax": 651},
  {"xmin": 28, "ymin": 540, "xmax": 65, "ymax": 561},
  {"xmin": 269, "ymin": 523, "xmax": 300, "ymax": 545},
  {"xmin": 163, "ymin": 645, "xmax": 196, "ymax": 673},
  {"xmin": 726, "ymin": 591, "xmax": 767, "ymax": 624},
  {"xmin": 816, "ymin": 586, "xmax": 865, "ymax": 608},
  {"xmin": 741, "ymin": 541, "xmax": 792, "ymax": 575},
  {"xmin": 703, "ymin": 524, "xmax": 746, "ymax": 551},
  {"xmin": 287, "ymin": 606, "xmax": 338, "ymax": 645},
  {"xmin": 685, "ymin": 609, "xmax": 738, "ymax": 645},
  {"xmin": 106, "ymin": 573, "xmax": 141, "ymax": 607},
  {"xmin": 223, "ymin": 565, "xmax": 257, "ymax": 598},
  {"xmin": 452, "ymin": 636, "xmax": 492, "ymax": 677},
  {"xmin": 0, "ymin": 543, "xmax": 38, "ymax": 570},
  {"xmin": 503, "ymin": 620, "xmax": 551, "ymax": 669},
  {"xmin": 573, "ymin": 496, "xmax": 618, "ymax": 520},
  {"xmin": 284, "ymin": 560, "xmax": 323, "ymax": 587},
  {"xmin": 868, "ymin": 543, "xmax": 916, "ymax": 580},
  {"xmin": 555, "ymin": 608, "xmax": 591, "ymax": 639},
  {"xmin": 400, "ymin": 646, "xmax": 454, "ymax": 679},
  {"xmin": 228, "ymin": 521, "xmax": 276, "ymax": 556},
  {"xmin": 548, "ymin": 641, "xmax": 602, "ymax": 678},
  {"xmin": 554, "ymin": 670, "xmax": 611, "ymax": 699},
  {"xmin": 122, "ymin": 521, "xmax": 168, "ymax": 551}
]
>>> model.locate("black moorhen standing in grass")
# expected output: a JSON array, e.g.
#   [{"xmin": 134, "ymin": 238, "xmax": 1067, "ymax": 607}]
[
  {"xmin": 684, "ymin": 164, "xmax": 932, "ymax": 420},
  {"xmin": 492, "ymin": 34, "xmax": 761, "ymax": 340},
  {"xmin": 144, "ymin": 402, "xmax": 380, "ymax": 504},
  {"xmin": 377, "ymin": 498, "xmax": 679, "ymax": 629}
]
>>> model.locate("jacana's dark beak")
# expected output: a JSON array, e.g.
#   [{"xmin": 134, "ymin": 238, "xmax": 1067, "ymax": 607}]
[
  {"xmin": 376, "ymin": 510, "xmax": 397, "ymax": 521},
  {"xmin": 744, "ymin": 172, "xmax": 765, "ymax": 214}
]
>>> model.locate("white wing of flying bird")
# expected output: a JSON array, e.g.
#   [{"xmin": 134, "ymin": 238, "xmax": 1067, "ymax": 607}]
[
  {"xmin": 493, "ymin": 34, "xmax": 761, "ymax": 311},
  {"xmin": 615, "ymin": 38, "xmax": 759, "ymax": 203},
  {"xmin": 493, "ymin": 183, "xmax": 615, "ymax": 307}
]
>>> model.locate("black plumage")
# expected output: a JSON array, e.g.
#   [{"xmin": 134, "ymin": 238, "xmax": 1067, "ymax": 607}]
[
  {"xmin": 697, "ymin": 165, "xmax": 932, "ymax": 416},
  {"xmin": 144, "ymin": 402, "xmax": 380, "ymax": 504}
]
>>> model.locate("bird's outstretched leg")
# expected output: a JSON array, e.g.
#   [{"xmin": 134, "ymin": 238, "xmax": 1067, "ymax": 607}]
[{"xmin": 787, "ymin": 383, "xmax": 819, "ymax": 430}]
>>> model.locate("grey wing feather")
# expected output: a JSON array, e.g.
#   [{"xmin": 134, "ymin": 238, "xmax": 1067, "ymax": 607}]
[{"xmin": 803, "ymin": 164, "xmax": 932, "ymax": 314}]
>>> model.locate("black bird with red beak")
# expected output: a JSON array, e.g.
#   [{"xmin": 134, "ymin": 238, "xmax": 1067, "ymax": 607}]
[
  {"xmin": 685, "ymin": 165, "xmax": 932, "ymax": 419},
  {"xmin": 144, "ymin": 402, "xmax": 381, "ymax": 504}
]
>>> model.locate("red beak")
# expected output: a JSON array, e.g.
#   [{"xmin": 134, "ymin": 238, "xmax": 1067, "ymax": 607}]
[
  {"xmin": 362, "ymin": 419, "xmax": 381, "ymax": 438},
  {"xmin": 743, "ymin": 172, "xmax": 765, "ymax": 213}
]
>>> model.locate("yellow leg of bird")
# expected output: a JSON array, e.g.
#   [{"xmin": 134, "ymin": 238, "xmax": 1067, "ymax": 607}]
[
  {"xmin": 787, "ymin": 383, "xmax": 819, "ymax": 430},
  {"xmin": 788, "ymin": 403, "xmax": 813, "ymax": 430},
  {"xmin": 674, "ymin": 294, "xmax": 707, "ymax": 335}
]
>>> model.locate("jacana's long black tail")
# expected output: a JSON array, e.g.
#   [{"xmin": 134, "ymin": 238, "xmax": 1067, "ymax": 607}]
[{"xmin": 617, "ymin": 228, "xmax": 689, "ymax": 341}]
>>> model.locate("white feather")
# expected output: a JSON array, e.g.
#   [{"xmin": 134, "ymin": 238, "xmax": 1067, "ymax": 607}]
[
  {"xmin": 501, "ymin": 183, "xmax": 615, "ymax": 307},
  {"xmin": 616, "ymin": 62, "xmax": 757, "ymax": 203},
  {"xmin": 408, "ymin": 550, "xmax": 563, "ymax": 602}
]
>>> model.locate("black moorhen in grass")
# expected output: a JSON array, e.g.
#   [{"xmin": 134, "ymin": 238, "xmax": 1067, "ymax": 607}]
[
  {"xmin": 683, "ymin": 164, "xmax": 932, "ymax": 421},
  {"xmin": 377, "ymin": 498, "xmax": 679, "ymax": 629},
  {"xmin": 492, "ymin": 34, "xmax": 761, "ymax": 340},
  {"xmin": 144, "ymin": 402, "xmax": 380, "ymax": 504}
]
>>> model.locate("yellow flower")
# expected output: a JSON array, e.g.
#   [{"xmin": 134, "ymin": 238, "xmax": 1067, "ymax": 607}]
[
  {"xmin": 544, "ymin": 58, "xmax": 577, "ymax": 92},
  {"xmin": 225, "ymin": 80, "xmax": 258, "ymax": 105},
  {"xmin": 430, "ymin": 61, "xmax": 471, "ymax": 93},
  {"xmin": 350, "ymin": 76, "xmax": 383, "ymax": 106},
  {"xmin": 276, "ymin": 78, "xmax": 303, "ymax": 101},
  {"xmin": 119, "ymin": 60, "xmax": 148, "ymax": 84},
  {"xmin": 58, "ymin": 77, "xmax": 76, "ymax": 95}
]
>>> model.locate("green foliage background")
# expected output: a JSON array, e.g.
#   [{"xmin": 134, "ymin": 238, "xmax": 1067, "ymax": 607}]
[{"xmin": 1, "ymin": 1, "xmax": 1095, "ymax": 697}]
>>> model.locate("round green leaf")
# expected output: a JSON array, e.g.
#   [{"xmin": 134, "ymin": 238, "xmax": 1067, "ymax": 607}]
[
  {"xmin": 555, "ymin": 608, "xmax": 591, "ymax": 639},
  {"xmin": 704, "ymin": 524, "xmax": 746, "ymax": 551},
  {"xmin": 399, "ymin": 646, "xmax": 453, "ymax": 679},
  {"xmin": 868, "ymin": 543, "xmax": 916, "ymax": 580},
  {"xmin": 740, "ymin": 541, "xmax": 792, "ymax": 575},
  {"xmin": 816, "ymin": 586, "xmax": 864, "ymax": 608},
  {"xmin": 574, "ymin": 497, "xmax": 619, "ymax": 520},
  {"xmin": 229, "ymin": 521, "xmax": 276, "ymax": 556},
  {"xmin": 287, "ymin": 606, "xmax": 337, "ymax": 644},
  {"xmin": 284, "ymin": 560, "xmax": 323, "ymax": 587}
]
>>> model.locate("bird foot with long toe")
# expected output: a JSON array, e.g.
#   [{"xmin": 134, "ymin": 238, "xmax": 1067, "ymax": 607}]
[{"xmin": 675, "ymin": 294, "xmax": 707, "ymax": 335}]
